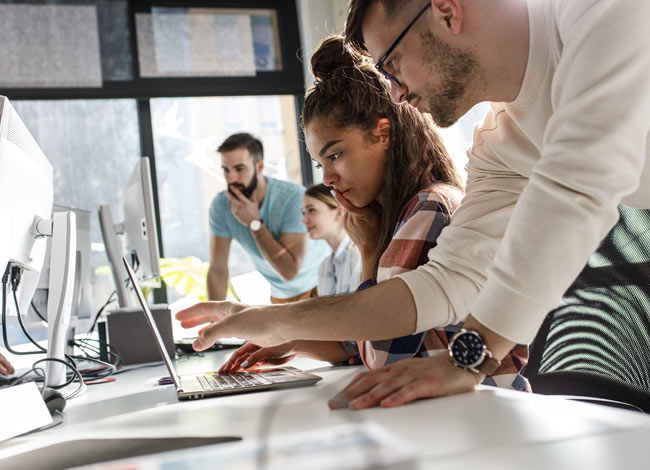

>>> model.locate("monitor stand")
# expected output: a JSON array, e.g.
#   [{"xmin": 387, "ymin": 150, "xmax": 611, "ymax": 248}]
[{"xmin": 37, "ymin": 211, "xmax": 77, "ymax": 387}]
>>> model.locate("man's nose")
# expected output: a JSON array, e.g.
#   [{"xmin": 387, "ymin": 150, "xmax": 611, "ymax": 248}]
[{"xmin": 390, "ymin": 80, "xmax": 408, "ymax": 103}]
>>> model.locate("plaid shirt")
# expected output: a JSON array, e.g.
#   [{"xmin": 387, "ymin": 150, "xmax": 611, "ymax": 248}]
[{"xmin": 341, "ymin": 183, "xmax": 530, "ymax": 392}]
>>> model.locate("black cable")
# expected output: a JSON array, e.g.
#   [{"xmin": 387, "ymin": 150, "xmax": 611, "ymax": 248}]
[
  {"xmin": 1, "ymin": 265, "xmax": 88, "ymax": 397},
  {"xmin": 75, "ymin": 340, "xmax": 100, "ymax": 356},
  {"xmin": 87, "ymin": 262, "xmax": 141, "ymax": 339},
  {"xmin": 87, "ymin": 290, "xmax": 117, "ymax": 334},
  {"xmin": 0, "ymin": 366, "xmax": 45, "ymax": 389},
  {"xmin": 70, "ymin": 336, "xmax": 122, "ymax": 382},
  {"xmin": 76, "ymin": 338, "xmax": 121, "ymax": 366},
  {"xmin": 112, "ymin": 361, "xmax": 164, "ymax": 375},
  {"xmin": 77, "ymin": 337, "xmax": 122, "ymax": 368},
  {"xmin": 9, "ymin": 279, "xmax": 79, "ymax": 389},
  {"xmin": 30, "ymin": 300, "xmax": 47, "ymax": 323},
  {"xmin": 32, "ymin": 357, "xmax": 84, "ymax": 397},
  {"xmin": 2, "ymin": 266, "xmax": 41, "ymax": 356},
  {"xmin": 1, "ymin": 264, "xmax": 18, "ymax": 356},
  {"xmin": 14, "ymin": 288, "xmax": 46, "ymax": 353},
  {"xmin": 70, "ymin": 355, "xmax": 116, "ymax": 381}
]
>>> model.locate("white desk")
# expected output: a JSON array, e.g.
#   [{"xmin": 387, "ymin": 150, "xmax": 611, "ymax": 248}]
[{"xmin": 1, "ymin": 350, "xmax": 650, "ymax": 469}]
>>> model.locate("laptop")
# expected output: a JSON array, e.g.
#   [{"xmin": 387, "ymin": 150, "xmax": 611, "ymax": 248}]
[{"xmin": 122, "ymin": 257, "xmax": 322, "ymax": 401}]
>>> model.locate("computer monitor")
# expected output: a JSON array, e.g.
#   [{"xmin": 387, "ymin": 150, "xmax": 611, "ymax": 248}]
[
  {"xmin": 33, "ymin": 206, "xmax": 94, "ymax": 346},
  {"xmin": 99, "ymin": 157, "xmax": 161, "ymax": 308},
  {"xmin": 0, "ymin": 96, "xmax": 77, "ymax": 387}
]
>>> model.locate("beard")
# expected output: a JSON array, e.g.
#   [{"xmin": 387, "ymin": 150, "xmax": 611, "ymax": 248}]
[
  {"xmin": 228, "ymin": 172, "xmax": 258, "ymax": 200},
  {"xmin": 419, "ymin": 31, "xmax": 480, "ymax": 128}
]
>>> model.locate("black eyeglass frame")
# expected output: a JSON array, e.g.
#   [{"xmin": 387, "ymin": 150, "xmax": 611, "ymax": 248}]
[{"xmin": 375, "ymin": 2, "xmax": 432, "ymax": 86}]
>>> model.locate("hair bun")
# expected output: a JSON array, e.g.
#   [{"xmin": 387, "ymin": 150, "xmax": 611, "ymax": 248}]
[{"xmin": 310, "ymin": 35, "xmax": 359, "ymax": 82}]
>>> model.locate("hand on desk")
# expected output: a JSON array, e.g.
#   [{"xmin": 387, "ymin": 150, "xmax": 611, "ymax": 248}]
[
  {"xmin": 0, "ymin": 352, "xmax": 14, "ymax": 375},
  {"xmin": 328, "ymin": 350, "xmax": 479, "ymax": 410},
  {"xmin": 218, "ymin": 342, "xmax": 297, "ymax": 374},
  {"xmin": 175, "ymin": 302, "xmax": 283, "ymax": 351}
]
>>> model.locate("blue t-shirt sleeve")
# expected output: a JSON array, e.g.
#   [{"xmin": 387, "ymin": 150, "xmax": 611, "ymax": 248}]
[
  {"xmin": 209, "ymin": 193, "xmax": 232, "ymax": 238},
  {"xmin": 279, "ymin": 186, "xmax": 308, "ymax": 234}
]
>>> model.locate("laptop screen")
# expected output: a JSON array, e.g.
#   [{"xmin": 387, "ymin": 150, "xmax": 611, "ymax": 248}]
[{"xmin": 122, "ymin": 256, "xmax": 181, "ymax": 389}]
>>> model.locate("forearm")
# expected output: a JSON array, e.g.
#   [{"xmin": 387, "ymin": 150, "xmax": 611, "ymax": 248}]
[
  {"xmin": 293, "ymin": 340, "xmax": 352, "ymax": 363},
  {"xmin": 359, "ymin": 248, "xmax": 375, "ymax": 283},
  {"xmin": 252, "ymin": 225, "xmax": 300, "ymax": 281},
  {"xmin": 263, "ymin": 278, "xmax": 416, "ymax": 342},
  {"xmin": 207, "ymin": 268, "xmax": 228, "ymax": 301}
]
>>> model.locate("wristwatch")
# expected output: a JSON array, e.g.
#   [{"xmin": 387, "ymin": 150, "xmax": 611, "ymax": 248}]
[
  {"xmin": 249, "ymin": 219, "xmax": 263, "ymax": 232},
  {"xmin": 448, "ymin": 328, "xmax": 501, "ymax": 376}
]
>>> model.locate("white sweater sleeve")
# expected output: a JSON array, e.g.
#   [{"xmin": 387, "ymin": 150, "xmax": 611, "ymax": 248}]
[{"xmin": 400, "ymin": 0, "xmax": 650, "ymax": 344}]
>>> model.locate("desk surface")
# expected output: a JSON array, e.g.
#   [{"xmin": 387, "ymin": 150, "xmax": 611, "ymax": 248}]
[{"xmin": 2, "ymin": 350, "xmax": 650, "ymax": 469}]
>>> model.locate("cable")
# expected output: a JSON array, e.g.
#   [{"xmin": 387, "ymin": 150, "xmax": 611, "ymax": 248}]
[
  {"xmin": 76, "ymin": 337, "xmax": 122, "ymax": 368},
  {"xmin": 32, "ymin": 357, "xmax": 85, "ymax": 399},
  {"xmin": 112, "ymin": 361, "xmax": 165, "ymax": 375},
  {"xmin": 6, "ymin": 271, "xmax": 80, "ymax": 389},
  {"xmin": 71, "ymin": 355, "xmax": 117, "ymax": 381},
  {"xmin": 1, "ymin": 264, "xmax": 102, "ymax": 396},
  {"xmin": 14, "ymin": 288, "xmax": 46, "ymax": 353},
  {"xmin": 0, "ymin": 366, "xmax": 45, "ymax": 389},
  {"xmin": 1, "ymin": 263, "xmax": 19, "ymax": 356},
  {"xmin": 30, "ymin": 300, "xmax": 47, "ymax": 323},
  {"xmin": 17, "ymin": 410, "xmax": 65, "ymax": 436},
  {"xmin": 87, "ymin": 290, "xmax": 117, "ymax": 334},
  {"xmin": 2, "ymin": 265, "xmax": 42, "ymax": 356}
]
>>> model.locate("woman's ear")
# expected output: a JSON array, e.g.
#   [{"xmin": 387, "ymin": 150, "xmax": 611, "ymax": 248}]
[
  {"xmin": 335, "ymin": 205, "xmax": 345, "ymax": 221},
  {"xmin": 374, "ymin": 118, "xmax": 391, "ymax": 148}
]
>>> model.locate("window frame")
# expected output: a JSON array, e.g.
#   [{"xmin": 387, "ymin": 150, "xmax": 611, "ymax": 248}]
[{"xmin": 0, "ymin": 0, "xmax": 312, "ymax": 303}]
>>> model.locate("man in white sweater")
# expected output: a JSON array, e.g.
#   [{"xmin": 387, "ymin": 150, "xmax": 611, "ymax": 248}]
[{"xmin": 176, "ymin": 0, "xmax": 650, "ymax": 408}]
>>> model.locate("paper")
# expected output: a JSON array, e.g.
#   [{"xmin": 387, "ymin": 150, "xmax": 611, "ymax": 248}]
[
  {"xmin": 68, "ymin": 421, "xmax": 417, "ymax": 470},
  {"xmin": 0, "ymin": 382, "xmax": 53, "ymax": 442}
]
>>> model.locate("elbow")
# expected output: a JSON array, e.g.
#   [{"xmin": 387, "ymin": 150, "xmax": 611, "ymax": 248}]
[{"xmin": 279, "ymin": 265, "xmax": 300, "ymax": 282}]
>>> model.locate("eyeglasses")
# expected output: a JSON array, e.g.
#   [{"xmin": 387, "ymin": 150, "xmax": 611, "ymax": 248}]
[{"xmin": 375, "ymin": 2, "xmax": 432, "ymax": 86}]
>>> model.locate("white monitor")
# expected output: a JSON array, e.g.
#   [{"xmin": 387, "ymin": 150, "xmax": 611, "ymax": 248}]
[
  {"xmin": 99, "ymin": 157, "xmax": 161, "ymax": 308},
  {"xmin": 0, "ymin": 97, "xmax": 52, "ymax": 324},
  {"xmin": 33, "ymin": 206, "xmax": 94, "ymax": 341},
  {"xmin": 0, "ymin": 96, "xmax": 76, "ymax": 387}
]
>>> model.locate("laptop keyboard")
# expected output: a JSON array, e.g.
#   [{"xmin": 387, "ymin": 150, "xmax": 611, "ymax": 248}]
[{"xmin": 197, "ymin": 372, "xmax": 270, "ymax": 391}]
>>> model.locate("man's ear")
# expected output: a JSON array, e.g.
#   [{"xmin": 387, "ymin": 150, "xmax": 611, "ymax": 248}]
[
  {"xmin": 255, "ymin": 159, "xmax": 264, "ymax": 174},
  {"xmin": 374, "ymin": 118, "xmax": 391, "ymax": 147},
  {"xmin": 430, "ymin": 0, "xmax": 463, "ymax": 35}
]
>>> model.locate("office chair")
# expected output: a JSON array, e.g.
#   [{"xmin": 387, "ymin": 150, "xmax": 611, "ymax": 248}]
[{"xmin": 523, "ymin": 205, "xmax": 650, "ymax": 413}]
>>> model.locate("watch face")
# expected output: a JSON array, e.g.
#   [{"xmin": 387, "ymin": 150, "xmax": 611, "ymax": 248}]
[{"xmin": 450, "ymin": 331, "xmax": 485, "ymax": 367}]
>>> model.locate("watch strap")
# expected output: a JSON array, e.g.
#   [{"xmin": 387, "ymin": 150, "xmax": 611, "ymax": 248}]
[{"xmin": 475, "ymin": 354, "xmax": 501, "ymax": 376}]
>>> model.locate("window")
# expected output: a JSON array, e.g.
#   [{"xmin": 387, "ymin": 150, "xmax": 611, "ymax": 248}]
[
  {"xmin": 136, "ymin": 7, "xmax": 282, "ymax": 77},
  {"xmin": 12, "ymin": 98, "xmax": 141, "ymax": 313},
  {"xmin": 0, "ymin": 1, "xmax": 134, "ymax": 87},
  {"xmin": 151, "ymin": 95, "xmax": 301, "ymax": 302},
  {"xmin": 1, "ymin": 0, "xmax": 308, "ymax": 310}
]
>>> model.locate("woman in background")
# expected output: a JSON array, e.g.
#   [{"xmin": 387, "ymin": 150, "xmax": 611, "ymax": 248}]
[{"xmin": 302, "ymin": 183, "xmax": 361, "ymax": 297}]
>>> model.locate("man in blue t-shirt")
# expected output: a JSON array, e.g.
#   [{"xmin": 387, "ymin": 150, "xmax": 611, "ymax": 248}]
[{"xmin": 208, "ymin": 133, "xmax": 328, "ymax": 303}]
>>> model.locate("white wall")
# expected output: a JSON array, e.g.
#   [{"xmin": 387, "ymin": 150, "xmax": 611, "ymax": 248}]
[
  {"xmin": 294, "ymin": 0, "xmax": 487, "ymax": 183},
  {"xmin": 295, "ymin": 0, "xmax": 348, "ymax": 89}
]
